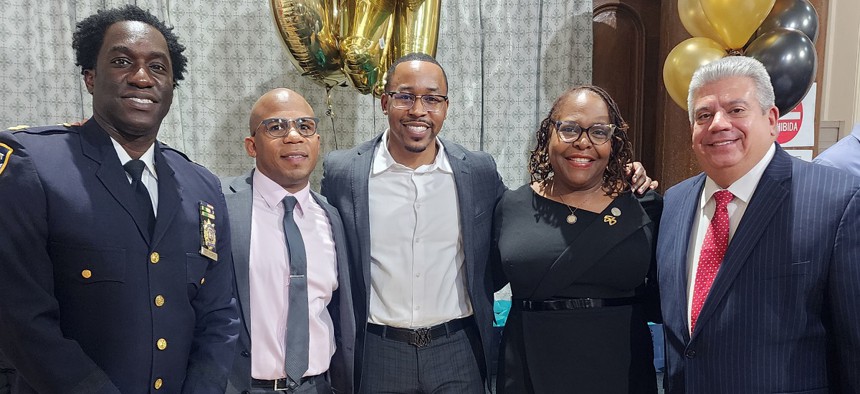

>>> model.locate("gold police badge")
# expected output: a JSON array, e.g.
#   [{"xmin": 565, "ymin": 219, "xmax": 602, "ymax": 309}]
[{"xmin": 199, "ymin": 201, "xmax": 218, "ymax": 261}]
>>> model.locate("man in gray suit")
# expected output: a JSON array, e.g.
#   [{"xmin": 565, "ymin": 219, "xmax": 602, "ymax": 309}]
[
  {"xmin": 321, "ymin": 53, "xmax": 503, "ymax": 393},
  {"xmin": 224, "ymin": 88, "xmax": 355, "ymax": 393}
]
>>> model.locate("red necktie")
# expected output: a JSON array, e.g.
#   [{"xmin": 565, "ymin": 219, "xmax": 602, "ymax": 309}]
[{"xmin": 690, "ymin": 190, "xmax": 734, "ymax": 333}]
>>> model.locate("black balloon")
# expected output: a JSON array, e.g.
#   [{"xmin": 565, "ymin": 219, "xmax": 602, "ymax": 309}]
[
  {"xmin": 757, "ymin": 0, "xmax": 819, "ymax": 43},
  {"xmin": 746, "ymin": 29, "xmax": 817, "ymax": 117}
]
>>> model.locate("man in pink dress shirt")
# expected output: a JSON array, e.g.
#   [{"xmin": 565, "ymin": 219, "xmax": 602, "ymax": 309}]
[{"xmin": 223, "ymin": 88, "xmax": 355, "ymax": 393}]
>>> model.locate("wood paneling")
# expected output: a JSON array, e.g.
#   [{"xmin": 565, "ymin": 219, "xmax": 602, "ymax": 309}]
[{"xmin": 593, "ymin": 0, "xmax": 662, "ymax": 178}]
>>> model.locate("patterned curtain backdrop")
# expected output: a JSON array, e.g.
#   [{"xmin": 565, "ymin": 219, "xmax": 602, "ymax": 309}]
[{"xmin": 0, "ymin": 0, "xmax": 592, "ymax": 187}]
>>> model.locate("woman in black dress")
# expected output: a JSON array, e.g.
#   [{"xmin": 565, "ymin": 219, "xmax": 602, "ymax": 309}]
[{"xmin": 493, "ymin": 85, "xmax": 662, "ymax": 393}]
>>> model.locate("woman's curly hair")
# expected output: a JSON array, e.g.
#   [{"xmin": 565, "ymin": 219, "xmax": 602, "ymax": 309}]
[
  {"xmin": 72, "ymin": 5, "xmax": 188, "ymax": 87},
  {"xmin": 528, "ymin": 85, "xmax": 634, "ymax": 196}
]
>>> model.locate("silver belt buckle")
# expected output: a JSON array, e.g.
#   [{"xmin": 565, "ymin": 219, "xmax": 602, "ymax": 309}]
[
  {"xmin": 409, "ymin": 327, "xmax": 432, "ymax": 348},
  {"xmin": 274, "ymin": 378, "xmax": 297, "ymax": 391}
]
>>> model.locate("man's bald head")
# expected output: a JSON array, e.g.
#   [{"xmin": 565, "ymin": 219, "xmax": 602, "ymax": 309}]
[
  {"xmin": 244, "ymin": 88, "xmax": 320, "ymax": 193},
  {"xmin": 249, "ymin": 88, "xmax": 314, "ymax": 134}
]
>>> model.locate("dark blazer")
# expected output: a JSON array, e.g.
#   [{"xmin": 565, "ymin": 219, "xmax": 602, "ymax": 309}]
[
  {"xmin": 222, "ymin": 170, "xmax": 356, "ymax": 394},
  {"xmin": 0, "ymin": 120, "xmax": 240, "ymax": 393},
  {"xmin": 320, "ymin": 134, "xmax": 506, "ymax": 390},
  {"xmin": 657, "ymin": 145, "xmax": 860, "ymax": 393}
]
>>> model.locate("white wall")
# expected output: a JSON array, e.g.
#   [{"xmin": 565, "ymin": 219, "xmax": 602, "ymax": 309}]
[{"xmin": 821, "ymin": 0, "xmax": 860, "ymax": 139}]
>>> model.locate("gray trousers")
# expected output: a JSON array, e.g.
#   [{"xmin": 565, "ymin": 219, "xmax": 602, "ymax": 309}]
[{"xmin": 359, "ymin": 324, "xmax": 485, "ymax": 394}]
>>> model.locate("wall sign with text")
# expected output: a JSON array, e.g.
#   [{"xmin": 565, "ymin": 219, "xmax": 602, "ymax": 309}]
[{"xmin": 778, "ymin": 82, "xmax": 816, "ymax": 148}]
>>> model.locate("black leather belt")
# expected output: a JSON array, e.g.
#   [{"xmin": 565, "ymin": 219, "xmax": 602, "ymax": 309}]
[
  {"xmin": 251, "ymin": 373, "xmax": 326, "ymax": 391},
  {"xmin": 367, "ymin": 316, "xmax": 473, "ymax": 348},
  {"xmin": 518, "ymin": 297, "xmax": 641, "ymax": 311}
]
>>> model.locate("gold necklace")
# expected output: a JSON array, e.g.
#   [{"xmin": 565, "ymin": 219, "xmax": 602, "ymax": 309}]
[
  {"xmin": 558, "ymin": 192, "xmax": 586, "ymax": 224},
  {"xmin": 548, "ymin": 180, "xmax": 591, "ymax": 225}
]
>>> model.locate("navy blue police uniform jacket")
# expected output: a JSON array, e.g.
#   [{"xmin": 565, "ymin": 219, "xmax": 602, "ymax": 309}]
[{"xmin": 0, "ymin": 120, "xmax": 239, "ymax": 393}]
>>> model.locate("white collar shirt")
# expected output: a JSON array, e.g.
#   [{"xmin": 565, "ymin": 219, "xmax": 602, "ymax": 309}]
[
  {"xmin": 367, "ymin": 129, "xmax": 472, "ymax": 328},
  {"xmin": 111, "ymin": 138, "xmax": 158, "ymax": 215}
]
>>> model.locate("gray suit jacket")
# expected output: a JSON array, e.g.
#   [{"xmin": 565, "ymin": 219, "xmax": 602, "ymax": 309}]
[
  {"xmin": 657, "ymin": 145, "xmax": 860, "ymax": 393},
  {"xmin": 320, "ymin": 135, "xmax": 506, "ymax": 390},
  {"xmin": 223, "ymin": 170, "xmax": 356, "ymax": 394}
]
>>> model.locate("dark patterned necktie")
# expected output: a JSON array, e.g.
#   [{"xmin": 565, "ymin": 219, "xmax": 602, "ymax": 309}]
[
  {"xmin": 282, "ymin": 196, "xmax": 308, "ymax": 384},
  {"xmin": 123, "ymin": 159, "xmax": 155, "ymax": 237}
]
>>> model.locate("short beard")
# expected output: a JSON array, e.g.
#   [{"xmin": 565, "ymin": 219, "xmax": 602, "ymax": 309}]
[{"xmin": 405, "ymin": 143, "xmax": 428, "ymax": 153}]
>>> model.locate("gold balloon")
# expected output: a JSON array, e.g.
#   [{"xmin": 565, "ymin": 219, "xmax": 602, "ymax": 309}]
[
  {"xmin": 699, "ymin": 0, "xmax": 775, "ymax": 49},
  {"xmin": 341, "ymin": 0, "xmax": 396, "ymax": 95},
  {"xmin": 678, "ymin": 0, "xmax": 725, "ymax": 47},
  {"xmin": 663, "ymin": 37, "xmax": 726, "ymax": 110},
  {"xmin": 341, "ymin": 0, "xmax": 441, "ymax": 97},
  {"xmin": 383, "ymin": 0, "xmax": 442, "ymax": 91},
  {"xmin": 270, "ymin": 0, "xmax": 442, "ymax": 96},
  {"xmin": 271, "ymin": 0, "xmax": 347, "ymax": 88}
]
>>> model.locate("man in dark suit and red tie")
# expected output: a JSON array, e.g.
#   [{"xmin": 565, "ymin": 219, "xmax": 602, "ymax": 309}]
[{"xmin": 657, "ymin": 55, "xmax": 860, "ymax": 393}]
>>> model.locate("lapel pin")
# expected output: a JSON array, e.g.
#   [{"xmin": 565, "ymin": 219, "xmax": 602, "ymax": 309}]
[{"xmin": 603, "ymin": 215, "xmax": 617, "ymax": 226}]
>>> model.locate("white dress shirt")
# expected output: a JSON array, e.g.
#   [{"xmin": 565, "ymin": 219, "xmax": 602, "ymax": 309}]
[
  {"xmin": 111, "ymin": 138, "xmax": 158, "ymax": 214},
  {"xmin": 686, "ymin": 144, "xmax": 776, "ymax": 325},
  {"xmin": 367, "ymin": 130, "xmax": 473, "ymax": 328},
  {"xmin": 248, "ymin": 170, "xmax": 338, "ymax": 379}
]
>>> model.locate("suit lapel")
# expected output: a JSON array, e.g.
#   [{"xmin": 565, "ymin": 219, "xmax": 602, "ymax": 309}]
[
  {"xmin": 351, "ymin": 139, "xmax": 376, "ymax": 299},
  {"xmin": 669, "ymin": 174, "xmax": 705, "ymax": 341},
  {"xmin": 152, "ymin": 144, "xmax": 180, "ymax": 247},
  {"xmin": 226, "ymin": 171, "xmax": 254, "ymax": 334},
  {"xmin": 445, "ymin": 141, "xmax": 475, "ymax": 289},
  {"xmin": 81, "ymin": 120, "xmax": 152, "ymax": 244},
  {"xmin": 691, "ymin": 146, "xmax": 792, "ymax": 339},
  {"xmin": 312, "ymin": 191, "xmax": 356, "ymax": 344}
]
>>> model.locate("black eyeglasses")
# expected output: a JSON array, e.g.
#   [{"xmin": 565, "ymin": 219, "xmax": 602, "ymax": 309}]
[
  {"xmin": 255, "ymin": 117, "xmax": 320, "ymax": 138},
  {"xmin": 385, "ymin": 92, "xmax": 448, "ymax": 112},
  {"xmin": 553, "ymin": 120, "xmax": 616, "ymax": 145}
]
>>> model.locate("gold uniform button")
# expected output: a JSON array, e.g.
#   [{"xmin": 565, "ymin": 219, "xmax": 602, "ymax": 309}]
[
  {"xmin": 200, "ymin": 277, "xmax": 205, "ymax": 285},
  {"xmin": 157, "ymin": 338, "xmax": 167, "ymax": 350},
  {"xmin": 150, "ymin": 252, "xmax": 160, "ymax": 264},
  {"xmin": 81, "ymin": 269, "xmax": 92, "ymax": 279},
  {"xmin": 154, "ymin": 378, "xmax": 163, "ymax": 390},
  {"xmin": 154, "ymin": 295, "xmax": 165, "ymax": 307}
]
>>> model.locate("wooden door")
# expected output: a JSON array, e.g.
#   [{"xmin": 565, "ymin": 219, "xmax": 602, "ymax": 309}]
[{"xmin": 592, "ymin": 0, "xmax": 663, "ymax": 179}]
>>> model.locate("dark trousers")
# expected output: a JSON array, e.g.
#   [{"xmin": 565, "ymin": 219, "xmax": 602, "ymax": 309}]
[
  {"xmin": 0, "ymin": 355, "xmax": 13, "ymax": 394},
  {"xmin": 0, "ymin": 369, "xmax": 12, "ymax": 394},
  {"xmin": 359, "ymin": 323, "xmax": 485, "ymax": 394}
]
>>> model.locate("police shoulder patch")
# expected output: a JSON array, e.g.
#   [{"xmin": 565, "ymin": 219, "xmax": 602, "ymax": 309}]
[
  {"xmin": 7, "ymin": 125, "xmax": 29, "ymax": 132},
  {"xmin": 0, "ymin": 142, "xmax": 13, "ymax": 176}
]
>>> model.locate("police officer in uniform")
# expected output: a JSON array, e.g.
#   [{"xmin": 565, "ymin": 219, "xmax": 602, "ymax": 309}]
[{"xmin": 0, "ymin": 5, "xmax": 239, "ymax": 393}]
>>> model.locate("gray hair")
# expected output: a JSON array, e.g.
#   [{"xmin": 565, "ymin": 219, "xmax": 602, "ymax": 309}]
[{"xmin": 687, "ymin": 56, "xmax": 775, "ymax": 123}]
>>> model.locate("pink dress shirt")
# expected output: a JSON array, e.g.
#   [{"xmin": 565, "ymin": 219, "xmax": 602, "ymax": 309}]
[{"xmin": 248, "ymin": 170, "xmax": 338, "ymax": 379}]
